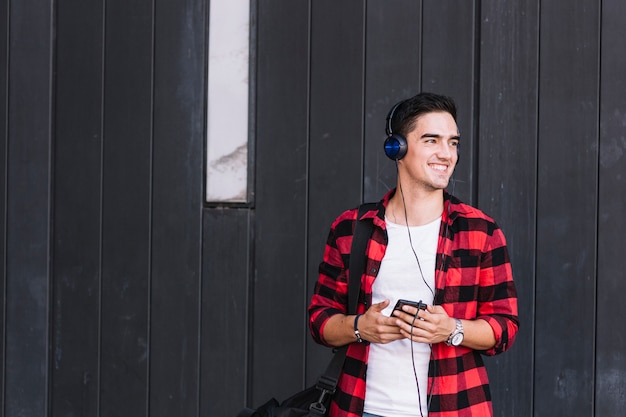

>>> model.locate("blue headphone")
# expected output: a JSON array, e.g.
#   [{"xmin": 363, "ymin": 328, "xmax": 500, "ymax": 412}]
[{"xmin": 383, "ymin": 101, "xmax": 408, "ymax": 160}]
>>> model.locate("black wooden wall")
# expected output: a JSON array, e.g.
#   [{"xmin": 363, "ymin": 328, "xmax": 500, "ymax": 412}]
[{"xmin": 1, "ymin": 1, "xmax": 625, "ymax": 417}]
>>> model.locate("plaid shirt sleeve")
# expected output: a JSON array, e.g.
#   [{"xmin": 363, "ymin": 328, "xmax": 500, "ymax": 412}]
[
  {"xmin": 475, "ymin": 224, "xmax": 518, "ymax": 355},
  {"xmin": 308, "ymin": 208, "xmax": 358, "ymax": 346}
]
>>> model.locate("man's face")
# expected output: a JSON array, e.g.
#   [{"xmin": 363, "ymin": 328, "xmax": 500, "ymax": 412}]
[{"xmin": 398, "ymin": 111, "xmax": 460, "ymax": 192}]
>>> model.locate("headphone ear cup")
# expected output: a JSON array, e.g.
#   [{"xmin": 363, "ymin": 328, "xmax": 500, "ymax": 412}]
[{"xmin": 384, "ymin": 134, "xmax": 408, "ymax": 160}]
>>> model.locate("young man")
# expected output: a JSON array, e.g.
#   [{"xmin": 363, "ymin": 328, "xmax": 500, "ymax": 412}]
[{"xmin": 308, "ymin": 92, "xmax": 519, "ymax": 417}]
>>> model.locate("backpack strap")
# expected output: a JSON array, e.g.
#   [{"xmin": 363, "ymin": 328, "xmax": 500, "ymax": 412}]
[
  {"xmin": 310, "ymin": 202, "xmax": 378, "ymax": 414},
  {"xmin": 348, "ymin": 202, "xmax": 377, "ymax": 313}
]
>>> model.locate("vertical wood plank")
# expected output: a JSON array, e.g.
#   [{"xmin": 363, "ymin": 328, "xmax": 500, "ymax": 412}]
[
  {"xmin": 201, "ymin": 209, "xmax": 251, "ymax": 416},
  {"xmin": 479, "ymin": 1, "xmax": 539, "ymax": 416},
  {"xmin": 150, "ymin": 0, "xmax": 204, "ymax": 415},
  {"xmin": 596, "ymin": 0, "xmax": 626, "ymax": 414},
  {"xmin": 363, "ymin": 0, "xmax": 422, "ymax": 203},
  {"xmin": 51, "ymin": 0, "xmax": 104, "ymax": 415},
  {"xmin": 534, "ymin": 1, "xmax": 600, "ymax": 415},
  {"xmin": 0, "ymin": 0, "xmax": 7, "ymax": 411},
  {"xmin": 422, "ymin": 0, "xmax": 476, "ymax": 205},
  {"xmin": 4, "ymin": 1, "xmax": 53, "ymax": 416},
  {"xmin": 252, "ymin": 0, "xmax": 311, "ymax": 404},
  {"xmin": 306, "ymin": 0, "xmax": 367, "ymax": 384},
  {"xmin": 99, "ymin": 0, "xmax": 154, "ymax": 416}
]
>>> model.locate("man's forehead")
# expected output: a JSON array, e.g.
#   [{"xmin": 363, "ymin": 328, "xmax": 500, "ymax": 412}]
[{"xmin": 411, "ymin": 111, "xmax": 459, "ymax": 134}]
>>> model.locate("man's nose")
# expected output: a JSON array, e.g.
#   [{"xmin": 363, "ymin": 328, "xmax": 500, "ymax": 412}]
[{"xmin": 437, "ymin": 142, "xmax": 453, "ymax": 159}]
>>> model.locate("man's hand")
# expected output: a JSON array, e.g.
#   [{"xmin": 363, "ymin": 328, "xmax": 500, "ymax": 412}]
[
  {"xmin": 320, "ymin": 299, "xmax": 404, "ymax": 347},
  {"xmin": 356, "ymin": 300, "xmax": 405, "ymax": 344}
]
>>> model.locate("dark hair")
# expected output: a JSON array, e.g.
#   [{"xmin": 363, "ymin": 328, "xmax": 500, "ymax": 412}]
[{"xmin": 386, "ymin": 92, "xmax": 457, "ymax": 138}]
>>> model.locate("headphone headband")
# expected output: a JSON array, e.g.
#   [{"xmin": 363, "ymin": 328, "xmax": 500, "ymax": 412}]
[{"xmin": 385, "ymin": 100, "xmax": 403, "ymax": 136}]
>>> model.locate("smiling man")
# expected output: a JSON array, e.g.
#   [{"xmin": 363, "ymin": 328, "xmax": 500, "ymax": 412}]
[{"xmin": 309, "ymin": 92, "xmax": 519, "ymax": 417}]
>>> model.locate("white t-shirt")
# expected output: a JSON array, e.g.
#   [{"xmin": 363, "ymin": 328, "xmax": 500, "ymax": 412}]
[{"xmin": 363, "ymin": 216, "xmax": 441, "ymax": 417}]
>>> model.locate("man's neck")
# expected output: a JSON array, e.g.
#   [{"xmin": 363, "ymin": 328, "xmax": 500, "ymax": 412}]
[{"xmin": 388, "ymin": 186, "xmax": 444, "ymax": 227}]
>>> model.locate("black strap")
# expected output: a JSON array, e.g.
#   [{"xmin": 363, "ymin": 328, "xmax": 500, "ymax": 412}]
[
  {"xmin": 311, "ymin": 203, "xmax": 377, "ymax": 414},
  {"xmin": 348, "ymin": 202, "xmax": 377, "ymax": 313}
]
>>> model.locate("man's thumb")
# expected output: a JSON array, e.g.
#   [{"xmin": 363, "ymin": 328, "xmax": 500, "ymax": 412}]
[{"xmin": 370, "ymin": 299, "xmax": 390, "ymax": 312}]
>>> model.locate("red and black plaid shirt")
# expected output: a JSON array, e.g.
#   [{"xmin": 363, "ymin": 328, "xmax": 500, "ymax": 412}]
[{"xmin": 309, "ymin": 189, "xmax": 519, "ymax": 417}]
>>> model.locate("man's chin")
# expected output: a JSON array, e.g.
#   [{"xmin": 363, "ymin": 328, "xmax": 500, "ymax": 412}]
[{"xmin": 432, "ymin": 177, "xmax": 452, "ymax": 190}]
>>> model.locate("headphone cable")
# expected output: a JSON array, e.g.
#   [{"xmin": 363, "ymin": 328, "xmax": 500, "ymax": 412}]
[{"xmin": 397, "ymin": 162, "xmax": 434, "ymax": 416}]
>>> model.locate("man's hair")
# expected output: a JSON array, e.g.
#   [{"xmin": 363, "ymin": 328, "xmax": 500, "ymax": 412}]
[{"xmin": 388, "ymin": 92, "xmax": 458, "ymax": 138}]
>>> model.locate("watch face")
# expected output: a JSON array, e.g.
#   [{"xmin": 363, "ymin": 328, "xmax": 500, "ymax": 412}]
[{"xmin": 451, "ymin": 333, "xmax": 464, "ymax": 346}]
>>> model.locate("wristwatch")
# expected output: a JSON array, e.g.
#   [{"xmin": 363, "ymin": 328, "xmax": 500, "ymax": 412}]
[{"xmin": 446, "ymin": 318, "xmax": 464, "ymax": 346}]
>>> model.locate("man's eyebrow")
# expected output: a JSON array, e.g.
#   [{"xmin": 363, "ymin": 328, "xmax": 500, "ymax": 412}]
[{"xmin": 421, "ymin": 133, "xmax": 461, "ymax": 140}]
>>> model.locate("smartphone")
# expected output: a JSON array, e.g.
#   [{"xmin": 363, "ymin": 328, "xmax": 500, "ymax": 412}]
[{"xmin": 390, "ymin": 299, "xmax": 427, "ymax": 316}]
